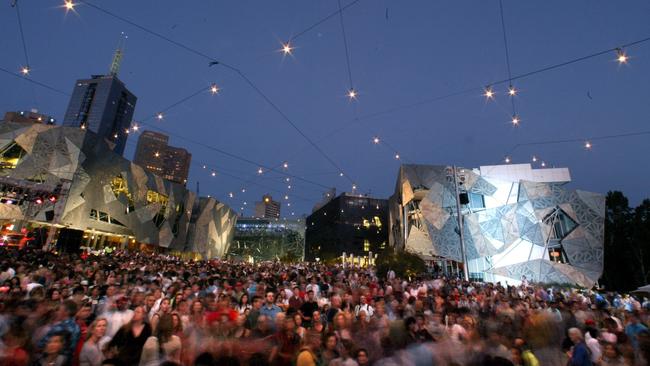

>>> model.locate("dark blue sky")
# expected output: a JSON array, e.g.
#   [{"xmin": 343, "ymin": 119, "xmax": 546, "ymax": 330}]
[{"xmin": 2, "ymin": 0, "xmax": 650, "ymax": 217}]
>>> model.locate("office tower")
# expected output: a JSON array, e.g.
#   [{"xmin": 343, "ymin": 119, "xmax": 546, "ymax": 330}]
[
  {"xmin": 133, "ymin": 130, "xmax": 191, "ymax": 185},
  {"xmin": 254, "ymin": 194, "xmax": 281, "ymax": 219}
]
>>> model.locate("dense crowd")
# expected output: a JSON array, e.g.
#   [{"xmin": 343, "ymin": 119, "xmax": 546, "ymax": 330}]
[{"xmin": 0, "ymin": 248, "xmax": 648, "ymax": 366}]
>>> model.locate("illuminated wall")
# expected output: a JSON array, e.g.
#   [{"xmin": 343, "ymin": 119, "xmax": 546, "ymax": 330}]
[
  {"xmin": 389, "ymin": 164, "xmax": 605, "ymax": 287},
  {"xmin": 0, "ymin": 122, "xmax": 236, "ymax": 258}
]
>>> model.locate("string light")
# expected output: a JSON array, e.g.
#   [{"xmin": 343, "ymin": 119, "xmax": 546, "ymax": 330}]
[
  {"xmin": 372, "ymin": 136, "xmax": 380, "ymax": 144},
  {"xmin": 211, "ymin": 171, "xmax": 216, "ymax": 177},
  {"xmin": 64, "ymin": 1, "xmax": 75, "ymax": 11},
  {"xmin": 282, "ymin": 162, "xmax": 289, "ymax": 169},
  {"xmin": 347, "ymin": 88, "xmax": 357, "ymax": 100},
  {"xmin": 584, "ymin": 141, "xmax": 592, "ymax": 150},
  {"xmin": 156, "ymin": 113, "xmax": 164, "ymax": 120},
  {"xmin": 287, "ymin": 185, "xmax": 292, "ymax": 189},
  {"xmin": 339, "ymin": 172, "xmax": 344, "ymax": 177},
  {"xmin": 154, "ymin": 152, "xmax": 160, "ymax": 157},
  {"xmin": 241, "ymin": 188, "xmax": 246, "ymax": 193},
  {"xmin": 395, "ymin": 154, "xmax": 400, "ymax": 160},
  {"xmin": 284, "ymin": 195, "xmax": 289, "ymax": 200},
  {"xmin": 616, "ymin": 48, "xmax": 628, "ymax": 64},
  {"xmin": 287, "ymin": 202, "xmax": 291, "ymax": 207},
  {"xmin": 113, "ymin": 133, "xmax": 118, "ymax": 138},
  {"xmin": 243, "ymin": 201, "xmax": 247, "ymax": 205},
  {"xmin": 483, "ymin": 86, "xmax": 495, "ymax": 100},
  {"xmin": 504, "ymin": 156, "xmax": 511, "ymax": 164},
  {"xmin": 511, "ymin": 115, "xmax": 520, "ymax": 126},
  {"xmin": 352, "ymin": 184, "xmax": 357, "ymax": 190},
  {"xmin": 532, "ymin": 155, "xmax": 537, "ymax": 162},
  {"xmin": 202, "ymin": 165, "xmax": 206, "ymax": 169},
  {"xmin": 20, "ymin": 66, "xmax": 30, "ymax": 76},
  {"xmin": 210, "ymin": 83, "xmax": 220, "ymax": 95},
  {"xmin": 281, "ymin": 42, "xmax": 293, "ymax": 55},
  {"xmin": 285, "ymin": 177, "xmax": 290, "ymax": 182},
  {"xmin": 124, "ymin": 128, "xmax": 129, "ymax": 134},
  {"xmin": 257, "ymin": 167, "xmax": 263, "ymax": 174},
  {"xmin": 541, "ymin": 161, "xmax": 547, "ymax": 167},
  {"xmin": 508, "ymin": 85, "xmax": 517, "ymax": 96},
  {"xmin": 132, "ymin": 124, "xmax": 139, "ymax": 131},
  {"xmin": 228, "ymin": 192, "xmax": 233, "ymax": 198}
]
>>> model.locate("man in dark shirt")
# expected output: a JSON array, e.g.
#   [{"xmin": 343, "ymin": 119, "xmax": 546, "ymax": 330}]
[
  {"xmin": 244, "ymin": 295, "xmax": 263, "ymax": 337},
  {"xmin": 288, "ymin": 287, "xmax": 303, "ymax": 313},
  {"xmin": 299, "ymin": 291, "xmax": 318, "ymax": 328}
]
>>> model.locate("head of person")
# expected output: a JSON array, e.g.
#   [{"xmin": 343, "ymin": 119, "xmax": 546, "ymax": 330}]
[
  {"xmin": 324, "ymin": 333, "xmax": 338, "ymax": 351},
  {"xmin": 252, "ymin": 296, "xmax": 263, "ymax": 310},
  {"xmin": 191, "ymin": 299, "xmax": 204, "ymax": 314},
  {"xmin": 171, "ymin": 312, "xmax": 182, "ymax": 332},
  {"xmin": 356, "ymin": 348, "xmax": 370, "ymax": 366},
  {"xmin": 76, "ymin": 301, "xmax": 92, "ymax": 321},
  {"xmin": 603, "ymin": 342, "xmax": 619, "ymax": 360},
  {"xmin": 45, "ymin": 332, "xmax": 67, "ymax": 356},
  {"xmin": 568, "ymin": 327, "xmax": 583, "ymax": 345},
  {"xmin": 88, "ymin": 317, "xmax": 108, "ymax": 340},
  {"xmin": 265, "ymin": 291, "xmax": 275, "ymax": 305},
  {"xmin": 240, "ymin": 293, "xmax": 249, "ymax": 306},
  {"xmin": 160, "ymin": 298, "xmax": 171, "ymax": 313},
  {"xmin": 58, "ymin": 299, "xmax": 78, "ymax": 321},
  {"xmin": 156, "ymin": 313, "xmax": 174, "ymax": 342},
  {"xmin": 132, "ymin": 306, "xmax": 146, "ymax": 323},
  {"xmin": 307, "ymin": 290, "xmax": 314, "ymax": 301},
  {"xmin": 257, "ymin": 315, "xmax": 270, "ymax": 333}
]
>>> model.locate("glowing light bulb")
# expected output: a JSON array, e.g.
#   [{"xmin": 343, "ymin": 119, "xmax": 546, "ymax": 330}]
[
  {"xmin": 113, "ymin": 133, "xmax": 118, "ymax": 138},
  {"xmin": 616, "ymin": 48, "xmax": 628, "ymax": 64},
  {"xmin": 241, "ymin": 188, "xmax": 246, "ymax": 193},
  {"xmin": 281, "ymin": 42, "xmax": 293, "ymax": 55},
  {"xmin": 287, "ymin": 185, "xmax": 291, "ymax": 189},
  {"xmin": 287, "ymin": 203, "xmax": 291, "ymax": 207},
  {"xmin": 132, "ymin": 124, "xmax": 139, "ymax": 131},
  {"xmin": 20, "ymin": 66, "xmax": 30, "ymax": 76},
  {"xmin": 210, "ymin": 83, "xmax": 220, "ymax": 95},
  {"xmin": 257, "ymin": 168, "xmax": 263, "ymax": 174},
  {"xmin": 154, "ymin": 152, "xmax": 160, "ymax": 157},
  {"xmin": 211, "ymin": 171, "xmax": 216, "ymax": 177},
  {"xmin": 202, "ymin": 165, "xmax": 206, "ymax": 169},
  {"xmin": 511, "ymin": 115, "xmax": 520, "ymax": 126},
  {"xmin": 243, "ymin": 201, "xmax": 247, "ymax": 205},
  {"xmin": 80, "ymin": 124, "xmax": 86, "ymax": 130},
  {"xmin": 124, "ymin": 128, "xmax": 129, "ymax": 134},
  {"xmin": 347, "ymin": 88, "xmax": 357, "ymax": 100},
  {"xmin": 532, "ymin": 156, "xmax": 538, "ymax": 162},
  {"xmin": 373, "ymin": 137, "xmax": 380, "ymax": 144},
  {"xmin": 352, "ymin": 184, "xmax": 357, "ymax": 190},
  {"xmin": 64, "ymin": 1, "xmax": 75, "ymax": 11},
  {"xmin": 284, "ymin": 195, "xmax": 289, "ymax": 200},
  {"xmin": 585, "ymin": 141, "xmax": 592, "ymax": 150},
  {"xmin": 508, "ymin": 85, "xmax": 517, "ymax": 96},
  {"xmin": 285, "ymin": 177, "xmax": 290, "ymax": 182},
  {"xmin": 395, "ymin": 154, "xmax": 400, "ymax": 160},
  {"xmin": 483, "ymin": 86, "xmax": 495, "ymax": 100},
  {"xmin": 504, "ymin": 156, "xmax": 511, "ymax": 164},
  {"xmin": 339, "ymin": 172, "xmax": 344, "ymax": 177},
  {"xmin": 282, "ymin": 162, "xmax": 289, "ymax": 169},
  {"xmin": 541, "ymin": 161, "xmax": 546, "ymax": 167},
  {"xmin": 156, "ymin": 113, "xmax": 164, "ymax": 120},
  {"xmin": 228, "ymin": 192, "xmax": 233, "ymax": 198}
]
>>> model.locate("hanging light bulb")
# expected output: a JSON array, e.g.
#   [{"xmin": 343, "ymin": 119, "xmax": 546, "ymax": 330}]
[
  {"xmin": 511, "ymin": 115, "xmax": 520, "ymax": 126},
  {"xmin": 284, "ymin": 195, "xmax": 289, "ymax": 200},
  {"xmin": 64, "ymin": 0, "xmax": 75, "ymax": 11},
  {"xmin": 228, "ymin": 192, "xmax": 233, "ymax": 198},
  {"xmin": 202, "ymin": 165, "xmax": 206, "ymax": 169},
  {"xmin": 132, "ymin": 124, "xmax": 139, "ymax": 131},
  {"xmin": 282, "ymin": 162, "xmax": 289, "ymax": 169},
  {"xmin": 241, "ymin": 188, "xmax": 246, "ymax": 193},
  {"xmin": 257, "ymin": 167, "xmax": 263, "ymax": 174},
  {"xmin": 352, "ymin": 184, "xmax": 357, "ymax": 190},
  {"xmin": 584, "ymin": 141, "xmax": 592, "ymax": 150},
  {"xmin": 347, "ymin": 88, "xmax": 357, "ymax": 100},
  {"xmin": 508, "ymin": 85, "xmax": 517, "ymax": 96},
  {"xmin": 124, "ymin": 128, "xmax": 129, "ymax": 134},
  {"xmin": 339, "ymin": 172, "xmax": 344, "ymax": 177},
  {"xmin": 211, "ymin": 171, "xmax": 216, "ymax": 177},
  {"xmin": 154, "ymin": 152, "xmax": 160, "ymax": 158},
  {"xmin": 541, "ymin": 161, "xmax": 546, "ymax": 167},
  {"xmin": 210, "ymin": 83, "xmax": 220, "ymax": 95},
  {"xmin": 483, "ymin": 86, "xmax": 495, "ymax": 100},
  {"xmin": 281, "ymin": 42, "xmax": 293, "ymax": 55},
  {"xmin": 372, "ymin": 136, "xmax": 380, "ymax": 144},
  {"xmin": 156, "ymin": 113, "xmax": 164, "ymax": 120},
  {"xmin": 287, "ymin": 202, "xmax": 291, "ymax": 207},
  {"xmin": 287, "ymin": 185, "xmax": 292, "ymax": 189},
  {"xmin": 20, "ymin": 66, "xmax": 30, "ymax": 76},
  {"xmin": 532, "ymin": 155, "xmax": 538, "ymax": 162},
  {"xmin": 113, "ymin": 133, "xmax": 118, "ymax": 138},
  {"xmin": 504, "ymin": 156, "xmax": 511, "ymax": 164},
  {"xmin": 286, "ymin": 177, "xmax": 290, "ymax": 182},
  {"xmin": 616, "ymin": 48, "xmax": 628, "ymax": 64},
  {"xmin": 395, "ymin": 154, "xmax": 400, "ymax": 160}
]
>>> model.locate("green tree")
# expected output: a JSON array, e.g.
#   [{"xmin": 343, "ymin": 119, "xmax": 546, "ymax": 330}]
[{"xmin": 376, "ymin": 249, "xmax": 426, "ymax": 279}]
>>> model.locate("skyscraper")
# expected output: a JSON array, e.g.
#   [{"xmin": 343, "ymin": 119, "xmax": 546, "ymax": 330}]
[
  {"xmin": 254, "ymin": 194, "xmax": 280, "ymax": 219},
  {"xmin": 133, "ymin": 130, "xmax": 192, "ymax": 185},
  {"xmin": 62, "ymin": 74, "xmax": 137, "ymax": 155}
]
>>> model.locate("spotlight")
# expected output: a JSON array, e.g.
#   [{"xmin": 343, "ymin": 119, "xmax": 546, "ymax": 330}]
[
  {"xmin": 48, "ymin": 196, "xmax": 57, "ymax": 203},
  {"xmin": 35, "ymin": 197, "xmax": 43, "ymax": 204}
]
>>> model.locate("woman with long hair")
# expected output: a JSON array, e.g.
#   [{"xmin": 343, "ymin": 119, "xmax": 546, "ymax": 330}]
[
  {"xmin": 139, "ymin": 313, "xmax": 182, "ymax": 366},
  {"xmin": 150, "ymin": 297, "xmax": 172, "ymax": 333},
  {"xmin": 106, "ymin": 306, "xmax": 152, "ymax": 366},
  {"xmin": 237, "ymin": 293, "xmax": 252, "ymax": 315},
  {"xmin": 79, "ymin": 317, "xmax": 110, "ymax": 366}
]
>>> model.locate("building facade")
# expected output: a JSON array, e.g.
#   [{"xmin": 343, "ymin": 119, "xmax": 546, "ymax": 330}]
[
  {"xmin": 254, "ymin": 194, "xmax": 280, "ymax": 219},
  {"xmin": 389, "ymin": 164, "xmax": 605, "ymax": 287},
  {"xmin": 0, "ymin": 122, "xmax": 235, "ymax": 258},
  {"xmin": 3, "ymin": 111, "xmax": 56, "ymax": 125},
  {"xmin": 305, "ymin": 193, "xmax": 388, "ymax": 263},
  {"xmin": 133, "ymin": 131, "xmax": 191, "ymax": 185},
  {"xmin": 229, "ymin": 217, "xmax": 305, "ymax": 262},
  {"xmin": 62, "ymin": 75, "xmax": 137, "ymax": 156}
]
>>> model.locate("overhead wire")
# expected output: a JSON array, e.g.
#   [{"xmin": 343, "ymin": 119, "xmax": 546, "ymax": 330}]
[
  {"xmin": 498, "ymin": 0, "xmax": 516, "ymax": 115},
  {"xmin": 337, "ymin": 0, "xmax": 355, "ymax": 90}
]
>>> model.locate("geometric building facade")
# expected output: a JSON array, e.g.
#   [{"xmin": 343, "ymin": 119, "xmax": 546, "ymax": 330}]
[
  {"xmin": 389, "ymin": 164, "xmax": 605, "ymax": 288},
  {"xmin": 0, "ymin": 121, "xmax": 236, "ymax": 258},
  {"xmin": 229, "ymin": 217, "xmax": 305, "ymax": 263}
]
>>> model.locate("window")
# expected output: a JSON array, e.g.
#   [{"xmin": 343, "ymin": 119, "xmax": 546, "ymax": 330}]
[
  {"xmin": 110, "ymin": 175, "xmax": 134, "ymax": 213},
  {"xmin": 543, "ymin": 207, "xmax": 578, "ymax": 264},
  {"xmin": 469, "ymin": 192, "xmax": 485, "ymax": 210},
  {"xmin": 147, "ymin": 190, "xmax": 169, "ymax": 228},
  {"xmin": 98, "ymin": 211, "xmax": 109, "ymax": 222},
  {"xmin": 0, "ymin": 142, "xmax": 26, "ymax": 170},
  {"xmin": 363, "ymin": 239, "xmax": 370, "ymax": 252}
]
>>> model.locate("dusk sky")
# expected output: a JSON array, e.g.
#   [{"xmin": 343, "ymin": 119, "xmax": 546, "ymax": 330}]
[{"xmin": 2, "ymin": 0, "xmax": 649, "ymax": 217}]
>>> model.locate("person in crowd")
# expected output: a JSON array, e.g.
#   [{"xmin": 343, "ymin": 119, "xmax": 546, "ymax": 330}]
[
  {"xmin": 107, "ymin": 306, "xmax": 152, "ymax": 365},
  {"xmin": 567, "ymin": 327, "xmax": 593, "ymax": 366},
  {"xmin": 139, "ymin": 313, "xmax": 182, "ymax": 366},
  {"xmin": 78, "ymin": 317, "xmax": 110, "ymax": 366}
]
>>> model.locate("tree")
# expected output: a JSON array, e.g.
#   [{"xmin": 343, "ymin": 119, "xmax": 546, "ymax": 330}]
[{"xmin": 375, "ymin": 249, "xmax": 426, "ymax": 279}]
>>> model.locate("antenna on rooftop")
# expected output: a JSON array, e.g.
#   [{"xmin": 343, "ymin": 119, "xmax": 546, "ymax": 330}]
[{"xmin": 109, "ymin": 32, "xmax": 128, "ymax": 76}]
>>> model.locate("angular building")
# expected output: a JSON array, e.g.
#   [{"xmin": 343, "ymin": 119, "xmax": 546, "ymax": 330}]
[
  {"xmin": 0, "ymin": 121, "xmax": 236, "ymax": 258},
  {"xmin": 62, "ymin": 74, "xmax": 137, "ymax": 156},
  {"xmin": 305, "ymin": 193, "xmax": 388, "ymax": 263},
  {"xmin": 254, "ymin": 194, "xmax": 280, "ymax": 219},
  {"xmin": 133, "ymin": 131, "xmax": 191, "ymax": 185},
  {"xmin": 389, "ymin": 164, "xmax": 605, "ymax": 287}
]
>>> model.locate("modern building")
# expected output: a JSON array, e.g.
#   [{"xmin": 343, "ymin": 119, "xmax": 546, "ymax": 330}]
[
  {"xmin": 133, "ymin": 131, "xmax": 192, "ymax": 185},
  {"xmin": 229, "ymin": 217, "xmax": 305, "ymax": 262},
  {"xmin": 389, "ymin": 164, "xmax": 605, "ymax": 287},
  {"xmin": 0, "ymin": 121, "xmax": 236, "ymax": 259},
  {"xmin": 254, "ymin": 194, "xmax": 281, "ymax": 219},
  {"xmin": 305, "ymin": 193, "xmax": 388, "ymax": 263},
  {"xmin": 3, "ymin": 110, "xmax": 56, "ymax": 125},
  {"xmin": 62, "ymin": 74, "xmax": 137, "ymax": 156}
]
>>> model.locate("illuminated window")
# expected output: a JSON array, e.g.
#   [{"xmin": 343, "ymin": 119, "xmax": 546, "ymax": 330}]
[
  {"xmin": 147, "ymin": 190, "xmax": 169, "ymax": 228},
  {"xmin": 543, "ymin": 207, "xmax": 578, "ymax": 264},
  {"xmin": 111, "ymin": 175, "xmax": 134, "ymax": 213},
  {"xmin": 0, "ymin": 142, "xmax": 26, "ymax": 170},
  {"xmin": 363, "ymin": 240, "xmax": 370, "ymax": 252},
  {"xmin": 362, "ymin": 219, "xmax": 370, "ymax": 228},
  {"xmin": 373, "ymin": 216, "xmax": 382, "ymax": 227}
]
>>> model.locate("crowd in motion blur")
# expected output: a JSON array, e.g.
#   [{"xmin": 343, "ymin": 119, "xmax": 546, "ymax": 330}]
[{"xmin": 0, "ymin": 248, "xmax": 648, "ymax": 366}]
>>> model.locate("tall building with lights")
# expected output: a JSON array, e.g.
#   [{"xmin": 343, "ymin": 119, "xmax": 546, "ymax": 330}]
[
  {"xmin": 254, "ymin": 194, "xmax": 280, "ymax": 219},
  {"xmin": 62, "ymin": 74, "xmax": 136, "ymax": 156},
  {"xmin": 133, "ymin": 131, "xmax": 191, "ymax": 185}
]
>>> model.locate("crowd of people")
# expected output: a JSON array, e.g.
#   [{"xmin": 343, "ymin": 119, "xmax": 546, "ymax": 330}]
[{"xmin": 0, "ymin": 247, "xmax": 648, "ymax": 366}]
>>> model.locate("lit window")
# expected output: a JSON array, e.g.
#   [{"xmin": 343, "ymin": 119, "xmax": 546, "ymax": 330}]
[
  {"xmin": 0, "ymin": 142, "xmax": 26, "ymax": 170},
  {"xmin": 111, "ymin": 175, "xmax": 134, "ymax": 213},
  {"xmin": 363, "ymin": 240, "xmax": 370, "ymax": 252},
  {"xmin": 543, "ymin": 207, "xmax": 578, "ymax": 264}
]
